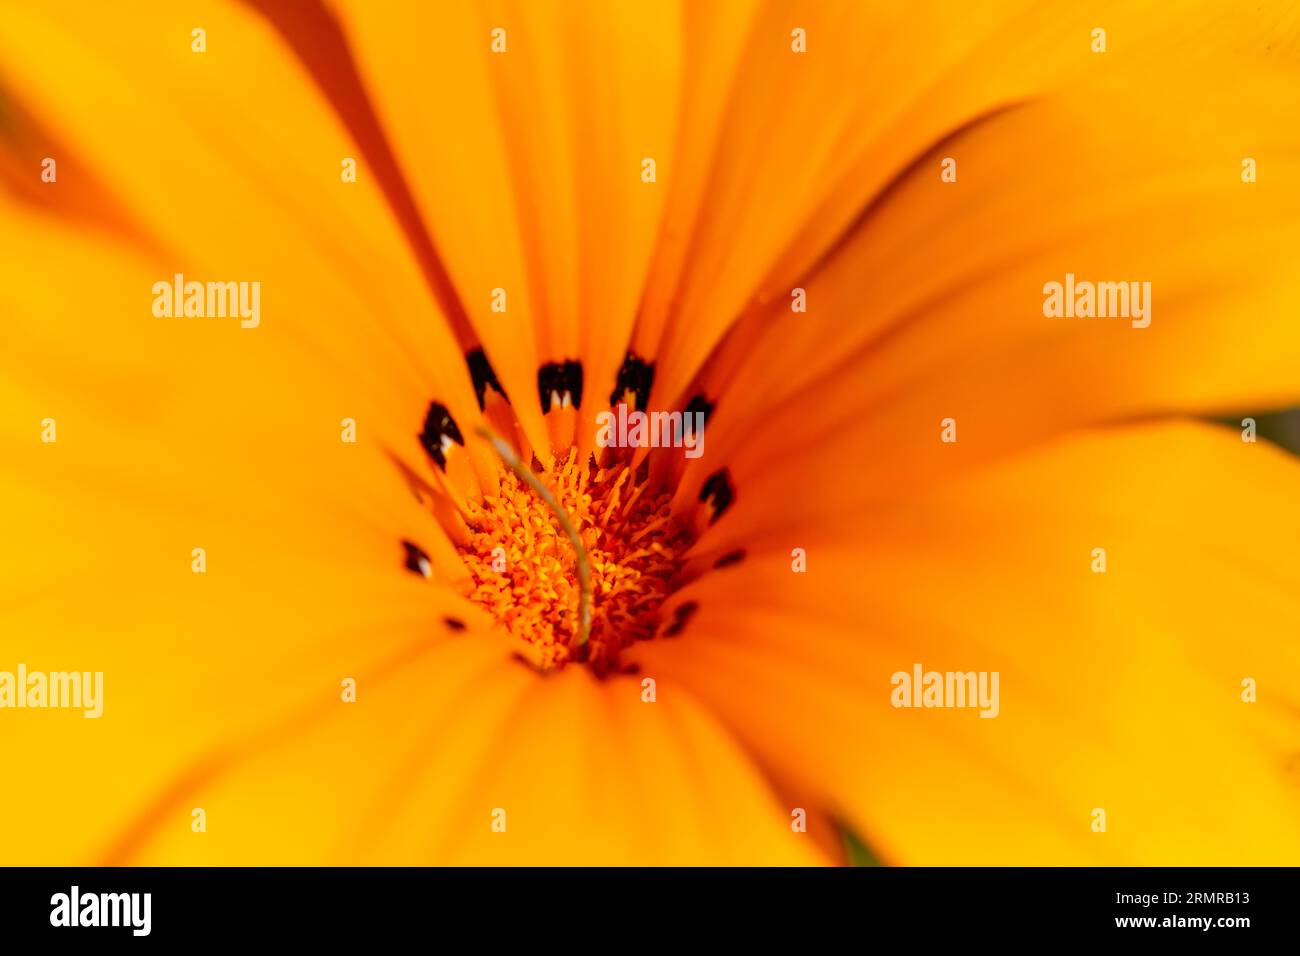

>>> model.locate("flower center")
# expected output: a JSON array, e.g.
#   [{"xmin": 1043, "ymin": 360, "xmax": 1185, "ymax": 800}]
[{"xmin": 456, "ymin": 448, "xmax": 694, "ymax": 672}]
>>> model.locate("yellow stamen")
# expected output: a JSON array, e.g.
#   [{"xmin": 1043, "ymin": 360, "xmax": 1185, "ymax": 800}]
[
  {"xmin": 459, "ymin": 434, "xmax": 693, "ymax": 672},
  {"xmin": 475, "ymin": 426, "xmax": 592, "ymax": 653}
]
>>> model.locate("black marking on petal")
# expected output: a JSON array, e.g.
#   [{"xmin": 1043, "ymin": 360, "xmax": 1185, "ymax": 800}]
[
  {"xmin": 466, "ymin": 348, "xmax": 507, "ymax": 411},
  {"xmin": 442, "ymin": 615, "xmax": 467, "ymax": 632},
  {"xmin": 608, "ymin": 351, "xmax": 655, "ymax": 411},
  {"xmin": 699, "ymin": 469, "xmax": 734, "ymax": 524},
  {"xmin": 418, "ymin": 400, "xmax": 464, "ymax": 470},
  {"xmin": 662, "ymin": 600, "xmax": 699, "ymax": 638},
  {"xmin": 538, "ymin": 360, "xmax": 584, "ymax": 413},
  {"xmin": 401, "ymin": 540, "xmax": 432, "ymax": 578},
  {"xmin": 685, "ymin": 393, "xmax": 715, "ymax": 426},
  {"xmin": 713, "ymin": 549, "xmax": 746, "ymax": 570}
]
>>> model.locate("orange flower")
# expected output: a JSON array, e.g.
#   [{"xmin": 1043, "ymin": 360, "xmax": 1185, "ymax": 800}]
[{"xmin": 1, "ymin": 1, "xmax": 1299, "ymax": 865}]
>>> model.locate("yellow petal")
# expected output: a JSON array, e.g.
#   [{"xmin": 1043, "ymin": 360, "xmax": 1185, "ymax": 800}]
[
  {"xmin": 649, "ymin": 0, "xmax": 1300, "ymax": 410},
  {"xmin": 332, "ymin": 0, "xmax": 681, "ymax": 454},
  {"xmin": 672, "ymin": 63, "xmax": 1300, "ymax": 542},
  {"xmin": 633, "ymin": 422, "xmax": 1300, "ymax": 863},
  {"xmin": 0, "ymin": 0, "xmax": 487, "ymax": 479},
  {"xmin": 85, "ymin": 655, "xmax": 822, "ymax": 865},
  {"xmin": 0, "ymin": 198, "xmax": 489, "ymax": 861}
]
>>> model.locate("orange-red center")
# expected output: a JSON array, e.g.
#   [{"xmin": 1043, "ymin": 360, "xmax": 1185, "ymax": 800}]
[{"xmin": 456, "ymin": 449, "xmax": 693, "ymax": 672}]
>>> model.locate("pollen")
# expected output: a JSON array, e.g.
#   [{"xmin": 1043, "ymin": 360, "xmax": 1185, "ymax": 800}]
[{"xmin": 456, "ymin": 449, "xmax": 694, "ymax": 672}]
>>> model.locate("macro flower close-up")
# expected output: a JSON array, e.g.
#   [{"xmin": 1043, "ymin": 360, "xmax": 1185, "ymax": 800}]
[{"xmin": 2, "ymin": 0, "xmax": 1300, "ymax": 870}]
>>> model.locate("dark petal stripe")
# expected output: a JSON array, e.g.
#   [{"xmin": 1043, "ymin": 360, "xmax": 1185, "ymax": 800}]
[
  {"xmin": 466, "ymin": 347, "xmax": 507, "ymax": 411},
  {"xmin": 698, "ymin": 469, "xmax": 734, "ymax": 524},
  {"xmin": 537, "ymin": 360, "xmax": 584, "ymax": 413},
  {"xmin": 418, "ymin": 400, "xmax": 464, "ymax": 469},
  {"xmin": 401, "ymin": 540, "xmax": 431, "ymax": 576},
  {"xmin": 608, "ymin": 351, "xmax": 655, "ymax": 411}
]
